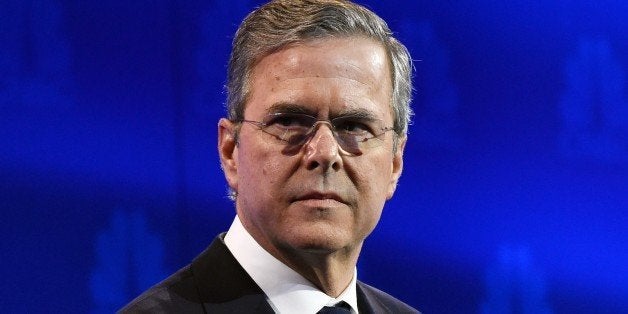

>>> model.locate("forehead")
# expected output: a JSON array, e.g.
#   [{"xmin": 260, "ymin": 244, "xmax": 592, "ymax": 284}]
[{"xmin": 246, "ymin": 37, "xmax": 393, "ymax": 119}]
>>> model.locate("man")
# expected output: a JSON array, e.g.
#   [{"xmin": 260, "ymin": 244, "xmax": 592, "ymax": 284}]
[{"xmin": 121, "ymin": 0, "xmax": 417, "ymax": 313}]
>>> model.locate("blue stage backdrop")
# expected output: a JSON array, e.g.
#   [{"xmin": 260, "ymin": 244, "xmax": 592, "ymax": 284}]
[{"xmin": 2, "ymin": 0, "xmax": 627, "ymax": 313}]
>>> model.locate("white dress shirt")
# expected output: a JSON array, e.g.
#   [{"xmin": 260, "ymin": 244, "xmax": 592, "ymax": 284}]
[{"xmin": 224, "ymin": 216, "xmax": 359, "ymax": 314}]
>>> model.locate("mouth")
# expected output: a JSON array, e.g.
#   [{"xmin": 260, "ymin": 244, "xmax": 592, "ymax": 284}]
[{"xmin": 293, "ymin": 192, "xmax": 347, "ymax": 205}]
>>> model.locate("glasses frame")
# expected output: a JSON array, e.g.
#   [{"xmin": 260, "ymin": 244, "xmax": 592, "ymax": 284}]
[{"xmin": 238, "ymin": 112, "xmax": 395, "ymax": 155}]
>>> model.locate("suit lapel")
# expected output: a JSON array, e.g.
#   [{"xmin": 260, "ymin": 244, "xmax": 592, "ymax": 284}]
[
  {"xmin": 189, "ymin": 234, "xmax": 275, "ymax": 313},
  {"xmin": 357, "ymin": 281, "xmax": 389, "ymax": 314},
  {"xmin": 185, "ymin": 235, "xmax": 397, "ymax": 314}
]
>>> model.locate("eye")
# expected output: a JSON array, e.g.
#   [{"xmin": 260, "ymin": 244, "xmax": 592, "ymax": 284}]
[
  {"xmin": 266, "ymin": 113, "xmax": 311, "ymax": 128},
  {"xmin": 334, "ymin": 118, "xmax": 373, "ymax": 135}
]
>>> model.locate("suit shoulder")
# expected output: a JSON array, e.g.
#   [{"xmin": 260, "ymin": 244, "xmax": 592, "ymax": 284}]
[
  {"xmin": 118, "ymin": 264, "xmax": 199, "ymax": 313},
  {"xmin": 357, "ymin": 281, "xmax": 421, "ymax": 314}
]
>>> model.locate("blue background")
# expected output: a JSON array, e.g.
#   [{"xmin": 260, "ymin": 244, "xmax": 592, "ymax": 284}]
[{"xmin": 2, "ymin": 0, "xmax": 627, "ymax": 313}]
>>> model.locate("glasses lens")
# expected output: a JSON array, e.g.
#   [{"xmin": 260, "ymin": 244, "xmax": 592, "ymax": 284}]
[
  {"xmin": 262, "ymin": 113, "xmax": 314, "ymax": 145},
  {"xmin": 332, "ymin": 116, "xmax": 387, "ymax": 153},
  {"xmin": 259, "ymin": 112, "xmax": 390, "ymax": 154},
  {"xmin": 335, "ymin": 133, "xmax": 361, "ymax": 154}
]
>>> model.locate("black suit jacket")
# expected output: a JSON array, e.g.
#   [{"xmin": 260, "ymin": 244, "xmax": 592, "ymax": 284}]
[{"xmin": 119, "ymin": 234, "xmax": 419, "ymax": 313}]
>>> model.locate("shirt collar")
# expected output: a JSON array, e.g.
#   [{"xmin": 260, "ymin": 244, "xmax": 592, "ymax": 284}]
[{"xmin": 224, "ymin": 216, "xmax": 359, "ymax": 314}]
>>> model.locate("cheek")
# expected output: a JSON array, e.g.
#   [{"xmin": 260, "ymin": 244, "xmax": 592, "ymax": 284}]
[
  {"xmin": 238, "ymin": 143, "xmax": 286, "ymax": 195},
  {"xmin": 261, "ymin": 158, "xmax": 283, "ymax": 185},
  {"xmin": 352, "ymin": 155, "xmax": 393, "ymax": 217},
  {"xmin": 237, "ymin": 144, "xmax": 264, "ymax": 192},
  {"xmin": 356, "ymin": 156, "xmax": 393, "ymax": 192}
]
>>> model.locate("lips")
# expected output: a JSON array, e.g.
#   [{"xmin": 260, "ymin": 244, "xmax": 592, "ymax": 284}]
[{"xmin": 293, "ymin": 191, "xmax": 347, "ymax": 204}]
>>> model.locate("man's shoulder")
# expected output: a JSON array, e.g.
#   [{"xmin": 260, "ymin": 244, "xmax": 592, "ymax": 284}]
[
  {"xmin": 118, "ymin": 264, "xmax": 199, "ymax": 313},
  {"xmin": 118, "ymin": 234, "xmax": 269, "ymax": 313},
  {"xmin": 357, "ymin": 281, "xmax": 421, "ymax": 314}
]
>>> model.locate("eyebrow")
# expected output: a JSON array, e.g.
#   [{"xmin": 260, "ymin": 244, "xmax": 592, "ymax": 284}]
[
  {"xmin": 267, "ymin": 102, "xmax": 314, "ymax": 115},
  {"xmin": 267, "ymin": 102, "xmax": 381, "ymax": 121},
  {"xmin": 337, "ymin": 108, "xmax": 379, "ymax": 121}
]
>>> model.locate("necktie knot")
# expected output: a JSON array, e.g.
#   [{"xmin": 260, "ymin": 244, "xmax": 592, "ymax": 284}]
[{"xmin": 317, "ymin": 301, "xmax": 352, "ymax": 314}]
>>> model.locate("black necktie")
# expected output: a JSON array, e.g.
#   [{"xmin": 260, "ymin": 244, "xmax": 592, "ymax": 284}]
[{"xmin": 317, "ymin": 301, "xmax": 352, "ymax": 314}]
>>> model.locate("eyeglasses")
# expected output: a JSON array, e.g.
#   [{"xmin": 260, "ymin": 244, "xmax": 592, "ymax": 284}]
[{"xmin": 239, "ymin": 112, "xmax": 394, "ymax": 155}]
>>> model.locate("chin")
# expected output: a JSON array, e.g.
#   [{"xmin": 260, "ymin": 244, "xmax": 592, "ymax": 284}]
[
  {"xmin": 290, "ymin": 242, "xmax": 347, "ymax": 256},
  {"xmin": 283, "ymin": 223, "xmax": 355, "ymax": 254}
]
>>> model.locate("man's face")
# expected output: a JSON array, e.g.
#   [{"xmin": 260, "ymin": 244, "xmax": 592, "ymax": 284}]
[{"xmin": 219, "ymin": 37, "xmax": 405, "ymax": 259}]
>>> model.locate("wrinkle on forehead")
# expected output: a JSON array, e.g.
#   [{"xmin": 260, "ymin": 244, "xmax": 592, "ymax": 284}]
[
  {"xmin": 281, "ymin": 75, "xmax": 370, "ymax": 89},
  {"xmin": 247, "ymin": 37, "xmax": 393, "ymax": 121},
  {"xmin": 259, "ymin": 37, "xmax": 390, "ymax": 91},
  {"xmin": 263, "ymin": 78, "xmax": 386, "ymax": 118}
]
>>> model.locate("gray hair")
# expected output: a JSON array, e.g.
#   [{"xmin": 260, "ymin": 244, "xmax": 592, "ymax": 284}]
[{"xmin": 226, "ymin": 0, "xmax": 413, "ymax": 136}]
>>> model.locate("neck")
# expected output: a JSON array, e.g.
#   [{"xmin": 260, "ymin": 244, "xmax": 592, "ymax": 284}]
[
  {"xmin": 275, "ymin": 244, "xmax": 362, "ymax": 297},
  {"xmin": 234, "ymin": 212, "xmax": 363, "ymax": 297}
]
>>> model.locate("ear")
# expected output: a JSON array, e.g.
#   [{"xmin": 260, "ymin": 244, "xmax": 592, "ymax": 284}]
[
  {"xmin": 218, "ymin": 118, "xmax": 238, "ymax": 193},
  {"xmin": 386, "ymin": 136, "xmax": 406, "ymax": 200}
]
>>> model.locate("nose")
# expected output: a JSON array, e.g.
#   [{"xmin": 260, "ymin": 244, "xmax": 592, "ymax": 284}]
[{"xmin": 303, "ymin": 123, "xmax": 343, "ymax": 172}]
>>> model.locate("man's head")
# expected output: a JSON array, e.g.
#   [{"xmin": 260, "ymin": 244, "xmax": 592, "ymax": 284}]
[
  {"xmin": 226, "ymin": 0, "xmax": 413, "ymax": 138},
  {"xmin": 218, "ymin": 0, "xmax": 412, "ymax": 267}
]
